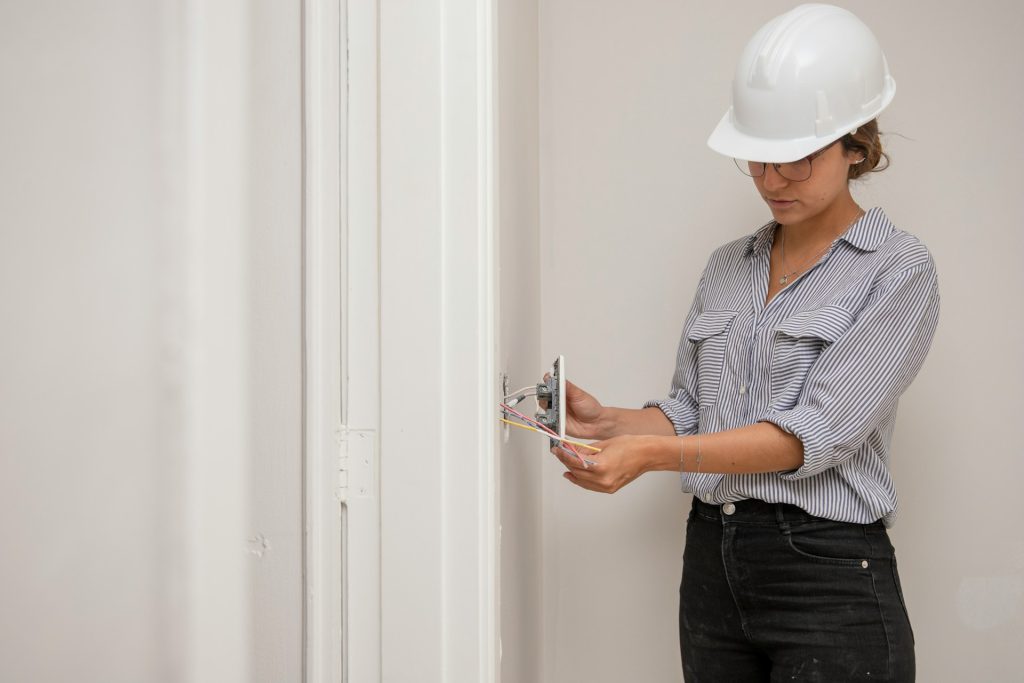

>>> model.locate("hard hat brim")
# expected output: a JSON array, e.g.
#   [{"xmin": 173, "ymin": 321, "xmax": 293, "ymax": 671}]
[
  {"xmin": 707, "ymin": 110, "xmax": 853, "ymax": 163},
  {"xmin": 707, "ymin": 77, "xmax": 895, "ymax": 164}
]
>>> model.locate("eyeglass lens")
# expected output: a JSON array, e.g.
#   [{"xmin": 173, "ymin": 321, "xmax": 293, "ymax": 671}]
[{"xmin": 734, "ymin": 158, "xmax": 813, "ymax": 182}]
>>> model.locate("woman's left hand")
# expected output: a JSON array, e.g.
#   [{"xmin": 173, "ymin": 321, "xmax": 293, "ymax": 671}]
[{"xmin": 551, "ymin": 434, "xmax": 656, "ymax": 493}]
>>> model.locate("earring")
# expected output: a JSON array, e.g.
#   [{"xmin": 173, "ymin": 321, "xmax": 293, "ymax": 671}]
[{"xmin": 853, "ymin": 157, "xmax": 865, "ymax": 164}]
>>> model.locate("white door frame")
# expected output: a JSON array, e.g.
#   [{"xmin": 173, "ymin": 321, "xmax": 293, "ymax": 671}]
[
  {"xmin": 302, "ymin": 0, "xmax": 347, "ymax": 681},
  {"xmin": 303, "ymin": 1, "xmax": 500, "ymax": 681}
]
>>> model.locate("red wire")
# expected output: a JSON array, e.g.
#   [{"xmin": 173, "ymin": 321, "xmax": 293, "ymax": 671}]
[{"xmin": 499, "ymin": 402, "xmax": 586, "ymax": 464}]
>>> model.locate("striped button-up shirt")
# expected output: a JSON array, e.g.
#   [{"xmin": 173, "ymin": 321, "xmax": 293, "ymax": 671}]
[{"xmin": 645, "ymin": 207, "xmax": 940, "ymax": 526}]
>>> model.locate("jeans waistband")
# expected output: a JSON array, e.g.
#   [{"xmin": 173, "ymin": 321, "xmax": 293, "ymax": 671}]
[{"xmin": 690, "ymin": 496, "xmax": 871, "ymax": 526}]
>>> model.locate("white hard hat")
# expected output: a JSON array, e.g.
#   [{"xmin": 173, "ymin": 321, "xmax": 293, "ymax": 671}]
[{"xmin": 707, "ymin": 4, "xmax": 896, "ymax": 163}]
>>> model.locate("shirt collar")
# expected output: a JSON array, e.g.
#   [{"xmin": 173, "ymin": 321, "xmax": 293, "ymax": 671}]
[{"xmin": 743, "ymin": 206, "xmax": 894, "ymax": 257}]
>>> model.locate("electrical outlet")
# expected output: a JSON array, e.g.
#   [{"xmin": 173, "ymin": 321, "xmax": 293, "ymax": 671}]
[{"xmin": 534, "ymin": 355, "xmax": 565, "ymax": 445}]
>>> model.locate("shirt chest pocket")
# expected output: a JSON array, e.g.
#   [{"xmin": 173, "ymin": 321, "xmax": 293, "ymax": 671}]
[
  {"xmin": 686, "ymin": 310, "xmax": 738, "ymax": 407},
  {"xmin": 770, "ymin": 305, "xmax": 856, "ymax": 407}
]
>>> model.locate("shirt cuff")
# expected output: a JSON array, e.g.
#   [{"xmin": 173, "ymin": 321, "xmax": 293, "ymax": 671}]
[
  {"xmin": 759, "ymin": 405, "xmax": 835, "ymax": 480},
  {"xmin": 643, "ymin": 397, "xmax": 698, "ymax": 436}
]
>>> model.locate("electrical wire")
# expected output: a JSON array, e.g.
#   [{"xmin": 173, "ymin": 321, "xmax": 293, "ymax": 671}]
[
  {"xmin": 499, "ymin": 414, "xmax": 595, "ymax": 468},
  {"xmin": 503, "ymin": 386, "xmax": 538, "ymax": 408},
  {"xmin": 501, "ymin": 419, "xmax": 598, "ymax": 468},
  {"xmin": 499, "ymin": 402, "xmax": 561, "ymax": 440},
  {"xmin": 503, "ymin": 385, "xmax": 537, "ymax": 400},
  {"xmin": 499, "ymin": 417, "xmax": 602, "ymax": 454},
  {"xmin": 499, "ymin": 402, "xmax": 591, "ymax": 467}
]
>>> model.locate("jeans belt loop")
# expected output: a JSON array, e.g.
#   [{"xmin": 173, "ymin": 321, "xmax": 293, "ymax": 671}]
[{"xmin": 774, "ymin": 503, "xmax": 791, "ymax": 533}]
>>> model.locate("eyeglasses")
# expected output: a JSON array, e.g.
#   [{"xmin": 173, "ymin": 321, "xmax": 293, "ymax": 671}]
[{"xmin": 734, "ymin": 140, "xmax": 838, "ymax": 182}]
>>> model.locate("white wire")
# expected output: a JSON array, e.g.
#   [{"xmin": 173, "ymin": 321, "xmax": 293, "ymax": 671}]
[{"xmin": 503, "ymin": 385, "xmax": 537, "ymax": 400}]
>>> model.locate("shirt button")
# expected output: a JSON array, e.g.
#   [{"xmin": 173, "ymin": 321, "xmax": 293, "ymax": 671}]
[
  {"xmin": 722, "ymin": 502, "xmax": 736, "ymax": 516},
  {"xmin": 739, "ymin": 385, "xmax": 748, "ymax": 395}
]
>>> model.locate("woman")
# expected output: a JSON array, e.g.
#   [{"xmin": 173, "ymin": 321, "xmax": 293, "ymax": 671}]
[{"xmin": 549, "ymin": 5, "xmax": 938, "ymax": 682}]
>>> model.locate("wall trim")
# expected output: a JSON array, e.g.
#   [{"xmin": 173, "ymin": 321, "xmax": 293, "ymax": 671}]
[
  {"xmin": 379, "ymin": 0, "xmax": 500, "ymax": 680},
  {"xmin": 306, "ymin": 0, "xmax": 498, "ymax": 679},
  {"xmin": 302, "ymin": 0, "xmax": 346, "ymax": 681}
]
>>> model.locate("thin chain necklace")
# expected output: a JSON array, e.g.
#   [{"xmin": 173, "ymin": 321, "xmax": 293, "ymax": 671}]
[{"xmin": 777, "ymin": 210, "xmax": 864, "ymax": 287}]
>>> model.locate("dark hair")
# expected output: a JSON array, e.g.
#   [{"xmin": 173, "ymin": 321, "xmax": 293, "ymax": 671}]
[{"xmin": 841, "ymin": 118, "xmax": 889, "ymax": 180}]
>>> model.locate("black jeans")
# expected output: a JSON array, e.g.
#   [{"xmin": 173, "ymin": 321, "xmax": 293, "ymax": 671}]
[{"xmin": 680, "ymin": 497, "xmax": 915, "ymax": 682}]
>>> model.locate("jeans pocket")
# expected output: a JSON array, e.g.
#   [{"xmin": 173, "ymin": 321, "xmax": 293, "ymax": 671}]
[{"xmin": 780, "ymin": 520, "xmax": 872, "ymax": 567}]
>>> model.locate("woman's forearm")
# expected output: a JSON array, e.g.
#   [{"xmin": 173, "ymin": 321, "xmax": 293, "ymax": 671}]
[
  {"xmin": 644, "ymin": 421, "xmax": 804, "ymax": 475},
  {"xmin": 599, "ymin": 406, "xmax": 677, "ymax": 439}
]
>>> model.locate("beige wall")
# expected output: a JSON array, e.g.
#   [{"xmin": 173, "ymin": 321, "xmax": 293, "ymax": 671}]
[
  {"xmin": 0, "ymin": 2, "xmax": 302, "ymax": 681},
  {"xmin": 539, "ymin": 1, "xmax": 1024, "ymax": 681},
  {"xmin": 0, "ymin": 3, "xmax": 169, "ymax": 680}
]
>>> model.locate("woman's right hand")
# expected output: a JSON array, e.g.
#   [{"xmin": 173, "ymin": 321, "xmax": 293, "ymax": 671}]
[{"xmin": 541, "ymin": 374, "xmax": 607, "ymax": 441}]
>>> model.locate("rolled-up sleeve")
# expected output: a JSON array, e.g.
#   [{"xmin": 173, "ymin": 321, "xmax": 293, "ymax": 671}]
[
  {"xmin": 759, "ymin": 259, "xmax": 940, "ymax": 480},
  {"xmin": 643, "ymin": 274, "xmax": 704, "ymax": 436}
]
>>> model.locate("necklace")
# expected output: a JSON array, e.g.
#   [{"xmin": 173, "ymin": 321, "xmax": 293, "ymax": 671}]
[{"xmin": 777, "ymin": 211, "xmax": 864, "ymax": 287}]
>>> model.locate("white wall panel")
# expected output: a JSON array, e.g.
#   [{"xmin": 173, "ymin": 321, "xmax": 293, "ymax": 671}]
[
  {"xmin": 0, "ymin": 3, "xmax": 168, "ymax": 679},
  {"xmin": 0, "ymin": 1, "xmax": 253, "ymax": 681},
  {"xmin": 379, "ymin": 0, "xmax": 499, "ymax": 680}
]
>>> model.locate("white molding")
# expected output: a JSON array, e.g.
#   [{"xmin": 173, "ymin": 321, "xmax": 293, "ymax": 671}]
[
  {"xmin": 379, "ymin": 0, "xmax": 499, "ymax": 680},
  {"xmin": 440, "ymin": 1, "xmax": 500, "ymax": 680},
  {"xmin": 302, "ymin": 0, "xmax": 345, "ymax": 681},
  {"xmin": 344, "ymin": 0, "xmax": 384, "ymax": 680},
  {"xmin": 305, "ymin": 0, "xmax": 385, "ymax": 681}
]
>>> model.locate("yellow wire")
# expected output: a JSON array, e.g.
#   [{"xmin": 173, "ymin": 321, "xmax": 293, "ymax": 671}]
[{"xmin": 499, "ymin": 418, "xmax": 602, "ymax": 452}]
